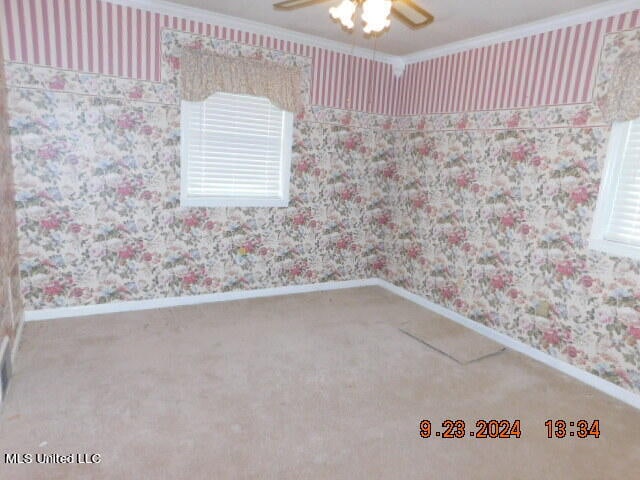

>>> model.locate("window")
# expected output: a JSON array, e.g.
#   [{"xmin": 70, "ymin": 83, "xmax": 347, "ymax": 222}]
[
  {"xmin": 590, "ymin": 118, "xmax": 640, "ymax": 259},
  {"xmin": 180, "ymin": 92, "xmax": 293, "ymax": 207}
]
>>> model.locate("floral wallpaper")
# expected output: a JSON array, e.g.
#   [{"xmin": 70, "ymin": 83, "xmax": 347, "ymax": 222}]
[
  {"xmin": 6, "ymin": 31, "xmax": 391, "ymax": 310},
  {"xmin": 4, "ymin": 26, "xmax": 640, "ymax": 397},
  {"xmin": 386, "ymin": 122, "xmax": 640, "ymax": 393},
  {"xmin": 383, "ymin": 28, "xmax": 640, "ymax": 394},
  {"xmin": 594, "ymin": 27, "xmax": 640, "ymax": 116},
  {"xmin": 0, "ymin": 34, "xmax": 22, "ymax": 361}
]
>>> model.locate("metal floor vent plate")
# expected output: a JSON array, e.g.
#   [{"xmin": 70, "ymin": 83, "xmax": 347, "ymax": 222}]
[
  {"xmin": 400, "ymin": 315, "xmax": 505, "ymax": 365},
  {"xmin": 0, "ymin": 337, "xmax": 11, "ymax": 404}
]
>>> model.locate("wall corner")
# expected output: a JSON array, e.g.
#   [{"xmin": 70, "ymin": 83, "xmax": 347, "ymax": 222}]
[{"xmin": 391, "ymin": 58, "xmax": 406, "ymax": 77}]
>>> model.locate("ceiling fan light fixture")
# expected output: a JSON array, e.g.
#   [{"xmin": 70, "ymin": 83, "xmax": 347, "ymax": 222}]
[
  {"xmin": 329, "ymin": 0, "xmax": 357, "ymax": 29},
  {"xmin": 361, "ymin": 0, "xmax": 392, "ymax": 33},
  {"xmin": 276, "ymin": 0, "xmax": 433, "ymax": 35}
]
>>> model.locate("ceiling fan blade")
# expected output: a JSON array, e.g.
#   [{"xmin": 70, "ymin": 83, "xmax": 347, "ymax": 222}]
[
  {"xmin": 274, "ymin": 0, "xmax": 335, "ymax": 10},
  {"xmin": 392, "ymin": 0, "xmax": 434, "ymax": 29}
]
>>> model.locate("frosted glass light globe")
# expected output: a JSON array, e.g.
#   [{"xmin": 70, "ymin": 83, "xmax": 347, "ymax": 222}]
[
  {"xmin": 362, "ymin": 0, "xmax": 392, "ymax": 33},
  {"xmin": 329, "ymin": 0, "xmax": 357, "ymax": 30}
]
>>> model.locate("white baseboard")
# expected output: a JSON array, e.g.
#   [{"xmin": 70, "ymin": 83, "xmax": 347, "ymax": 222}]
[
  {"xmin": 23, "ymin": 276, "xmax": 640, "ymax": 410},
  {"xmin": 24, "ymin": 278, "xmax": 379, "ymax": 322},
  {"xmin": 374, "ymin": 279, "xmax": 640, "ymax": 410}
]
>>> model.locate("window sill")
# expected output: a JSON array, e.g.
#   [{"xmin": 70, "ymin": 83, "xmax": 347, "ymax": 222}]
[
  {"xmin": 589, "ymin": 237, "xmax": 640, "ymax": 262},
  {"xmin": 181, "ymin": 196, "xmax": 290, "ymax": 208}
]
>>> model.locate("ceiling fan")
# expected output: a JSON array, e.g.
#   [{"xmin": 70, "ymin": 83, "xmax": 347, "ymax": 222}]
[{"xmin": 273, "ymin": 0, "xmax": 434, "ymax": 34}]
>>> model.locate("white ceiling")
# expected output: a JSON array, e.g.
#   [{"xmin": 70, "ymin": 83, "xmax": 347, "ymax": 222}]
[{"xmin": 165, "ymin": 0, "xmax": 614, "ymax": 55}]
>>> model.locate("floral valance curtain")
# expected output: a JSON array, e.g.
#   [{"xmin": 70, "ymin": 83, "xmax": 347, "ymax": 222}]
[
  {"xmin": 598, "ymin": 51, "xmax": 640, "ymax": 123},
  {"xmin": 180, "ymin": 49, "xmax": 302, "ymax": 112}
]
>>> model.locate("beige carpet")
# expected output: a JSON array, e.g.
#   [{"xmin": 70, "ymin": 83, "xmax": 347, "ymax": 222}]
[
  {"xmin": 400, "ymin": 313, "xmax": 505, "ymax": 364},
  {"xmin": 1, "ymin": 287, "xmax": 639, "ymax": 479}
]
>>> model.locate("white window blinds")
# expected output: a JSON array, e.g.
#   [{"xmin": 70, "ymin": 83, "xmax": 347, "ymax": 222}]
[
  {"xmin": 180, "ymin": 92, "xmax": 293, "ymax": 208},
  {"xmin": 604, "ymin": 119, "xmax": 640, "ymax": 246},
  {"xmin": 591, "ymin": 118, "xmax": 640, "ymax": 260}
]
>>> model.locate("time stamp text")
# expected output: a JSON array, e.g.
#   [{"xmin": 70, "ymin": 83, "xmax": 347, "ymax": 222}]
[{"xmin": 419, "ymin": 419, "xmax": 601, "ymax": 439}]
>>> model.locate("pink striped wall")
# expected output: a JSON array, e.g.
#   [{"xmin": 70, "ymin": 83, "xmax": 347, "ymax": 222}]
[
  {"xmin": 2, "ymin": 1, "xmax": 639, "ymax": 116},
  {"xmin": 0, "ymin": 0, "xmax": 398, "ymax": 114},
  {"xmin": 396, "ymin": 9, "xmax": 640, "ymax": 115}
]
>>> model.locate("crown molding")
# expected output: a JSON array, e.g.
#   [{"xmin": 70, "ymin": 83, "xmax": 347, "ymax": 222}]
[
  {"xmin": 400, "ymin": 0, "xmax": 640, "ymax": 65},
  {"xmin": 101, "ymin": 0, "xmax": 638, "ymax": 77},
  {"xmin": 106, "ymin": 0, "xmax": 398, "ymax": 66},
  {"xmin": 389, "ymin": 57, "xmax": 406, "ymax": 77}
]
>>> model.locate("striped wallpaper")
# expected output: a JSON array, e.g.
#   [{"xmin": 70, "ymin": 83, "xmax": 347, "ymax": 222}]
[
  {"xmin": 396, "ymin": 9, "xmax": 640, "ymax": 115},
  {"xmin": 1, "ymin": 0, "xmax": 639, "ymax": 115},
  {"xmin": 0, "ymin": 0, "xmax": 398, "ymax": 114}
]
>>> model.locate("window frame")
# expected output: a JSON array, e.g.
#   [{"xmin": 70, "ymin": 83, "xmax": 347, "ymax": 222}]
[
  {"xmin": 589, "ymin": 119, "xmax": 640, "ymax": 260},
  {"xmin": 179, "ymin": 94, "xmax": 294, "ymax": 209}
]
